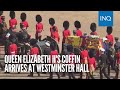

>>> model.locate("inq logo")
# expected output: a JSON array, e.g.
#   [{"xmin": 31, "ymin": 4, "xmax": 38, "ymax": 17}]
[
  {"xmin": 98, "ymin": 11, "xmax": 113, "ymax": 26},
  {"xmin": 100, "ymin": 16, "xmax": 111, "ymax": 21}
]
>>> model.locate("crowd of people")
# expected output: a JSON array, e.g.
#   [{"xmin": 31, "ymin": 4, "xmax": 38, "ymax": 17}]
[{"xmin": 0, "ymin": 11, "xmax": 120, "ymax": 79}]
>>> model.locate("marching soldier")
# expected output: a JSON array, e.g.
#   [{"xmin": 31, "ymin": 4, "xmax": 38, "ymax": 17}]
[
  {"xmin": 8, "ymin": 35, "xmax": 18, "ymax": 55},
  {"xmin": 88, "ymin": 49, "xmax": 96, "ymax": 79},
  {"xmin": 74, "ymin": 20, "xmax": 82, "ymax": 37},
  {"xmin": 79, "ymin": 46, "xmax": 89, "ymax": 79},
  {"xmin": 62, "ymin": 21, "xmax": 71, "ymax": 54},
  {"xmin": 106, "ymin": 26, "xmax": 114, "ymax": 46},
  {"xmin": 114, "ymin": 37, "xmax": 120, "ymax": 53},
  {"xmin": 9, "ymin": 11, "xmax": 17, "ymax": 32},
  {"xmin": 52, "ymin": 26, "xmax": 60, "ymax": 43},
  {"xmin": 20, "ymin": 12, "xmax": 29, "ymax": 30},
  {"xmin": 49, "ymin": 18, "xmax": 58, "ymax": 38},
  {"xmin": 107, "ymin": 42, "xmax": 118, "ymax": 76},
  {"xmin": 114, "ymin": 47, "xmax": 120, "ymax": 79},
  {"xmin": 0, "ymin": 11, "xmax": 3, "ymax": 24},
  {"xmin": 0, "ymin": 15, "xmax": 7, "ymax": 38},
  {"xmin": 28, "ymin": 39, "xmax": 40, "ymax": 77},
  {"xmin": 47, "ymin": 42, "xmax": 60, "ymax": 79},
  {"xmin": 66, "ymin": 45, "xmax": 76, "ymax": 79},
  {"xmin": 35, "ymin": 15, "xmax": 43, "ymax": 41}
]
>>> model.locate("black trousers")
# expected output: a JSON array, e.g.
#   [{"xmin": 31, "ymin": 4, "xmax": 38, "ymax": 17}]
[
  {"xmin": 61, "ymin": 42, "xmax": 64, "ymax": 54},
  {"xmin": 29, "ymin": 65, "xmax": 40, "ymax": 76},
  {"xmin": 80, "ymin": 72, "xmax": 91, "ymax": 79},
  {"xmin": 100, "ymin": 67, "xmax": 110, "ymax": 79},
  {"xmin": 114, "ymin": 64, "xmax": 119, "ymax": 79},
  {"xmin": 108, "ymin": 58, "xmax": 118, "ymax": 76},
  {"xmin": 49, "ymin": 72, "xmax": 60, "ymax": 79},
  {"xmin": 68, "ymin": 72, "xmax": 76, "ymax": 79},
  {"xmin": 35, "ymin": 33, "xmax": 41, "ymax": 41}
]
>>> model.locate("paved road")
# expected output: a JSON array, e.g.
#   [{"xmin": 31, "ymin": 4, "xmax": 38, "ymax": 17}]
[{"xmin": 0, "ymin": 70, "xmax": 119, "ymax": 79}]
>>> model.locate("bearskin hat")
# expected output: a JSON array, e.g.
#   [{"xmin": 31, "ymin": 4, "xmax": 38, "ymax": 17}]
[
  {"xmin": 63, "ymin": 21, "xmax": 69, "ymax": 30},
  {"xmin": 107, "ymin": 26, "xmax": 113, "ymax": 35},
  {"xmin": 49, "ymin": 18, "xmax": 55, "ymax": 26},
  {"xmin": 74, "ymin": 20, "xmax": 81, "ymax": 28},
  {"xmin": 90, "ymin": 23, "xmax": 96, "ymax": 32},
  {"xmin": 30, "ymin": 38, "xmax": 37, "ymax": 46},
  {"xmin": 20, "ymin": 13, "xmax": 27, "ymax": 21},
  {"xmin": 36, "ymin": 15, "xmax": 42, "ymax": 23},
  {"xmin": 9, "ymin": 11, "xmax": 15, "ymax": 19},
  {"xmin": 0, "ymin": 11, "xmax": 3, "ymax": 16}
]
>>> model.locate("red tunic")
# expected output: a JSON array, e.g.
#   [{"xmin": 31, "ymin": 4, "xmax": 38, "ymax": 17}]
[
  {"xmin": 0, "ymin": 16, "xmax": 2, "ymax": 24},
  {"xmin": 50, "ymin": 50, "xmax": 58, "ymax": 64},
  {"xmin": 88, "ymin": 57, "xmax": 96, "ymax": 69},
  {"xmin": 8, "ymin": 43, "xmax": 17, "ymax": 55},
  {"xmin": 62, "ymin": 29, "xmax": 71, "ymax": 43},
  {"xmin": 106, "ymin": 34, "xmax": 114, "ymax": 46},
  {"xmin": 21, "ymin": 21, "xmax": 29, "ymax": 29},
  {"xmin": 50, "ymin": 26, "xmax": 58, "ymax": 38},
  {"xmin": 76, "ymin": 29, "xmax": 82, "ymax": 36},
  {"xmin": 35, "ymin": 22, "xmax": 43, "ymax": 38},
  {"xmin": 80, "ymin": 50, "xmax": 89, "ymax": 63},
  {"xmin": 52, "ymin": 31, "xmax": 60, "ymax": 43},
  {"xmin": 116, "ymin": 52, "xmax": 120, "ymax": 64},
  {"xmin": 30, "ymin": 47, "xmax": 39, "ymax": 55},
  {"xmin": 90, "ymin": 32, "xmax": 98, "ymax": 35},
  {"xmin": 9, "ymin": 18, "xmax": 17, "ymax": 29},
  {"xmin": 36, "ymin": 22, "xmax": 43, "ymax": 33}
]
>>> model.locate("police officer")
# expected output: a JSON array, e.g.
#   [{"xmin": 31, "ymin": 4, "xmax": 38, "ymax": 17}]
[
  {"xmin": 114, "ymin": 37, "xmax": 120, "ymax": 53},
  {"xmin": 107, "ymin": 42, "xmax": 115, "ymax": 75},
  {"xmin": 99, "ymin": 48, "xmax": 110, "ymax": 79},
  {"xmin": 114, "ymin": 47, "xmax": 120, "ymax": 79}
]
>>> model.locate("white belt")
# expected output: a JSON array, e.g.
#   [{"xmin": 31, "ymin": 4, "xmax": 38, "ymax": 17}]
[{"xmin": 11, "ymin": 52, "xmax": 15, "ymax": 54}]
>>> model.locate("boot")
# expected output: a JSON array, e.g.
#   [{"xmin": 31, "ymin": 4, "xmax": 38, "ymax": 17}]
[{"xmin": 28, "ymin": 72, "xmax": 33, "ymax": 77}]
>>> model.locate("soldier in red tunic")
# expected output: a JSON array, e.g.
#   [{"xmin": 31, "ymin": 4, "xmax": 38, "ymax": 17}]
[
  {"xmin": 52, "ymin": 26, "xmax": 60, "ymax": 43},
  {"xmin": 9, "ymin": 11, "xmax": 17, "ymax": 32},
  {"xmin": 62, "ymin": 21, "xmax": 71, "ymax": 54},
  {"xmin": 8, "ymin": 37, "xmax": 18, "ymax": 55},
  {"xmin": 74, "ymin": 20, "xmax": 82, "ymax": 37},
  {"xmin": 106, "ymin": 26, "xmax": 114, "ymax": 46},
  {"xmin": 0, "ymin": 11, "xmax": 3, "ymax": 24},
  {"xmin": 79, "ymin": 46, "xmax": 89, "ymax": 79},
  {"xmin": 28, "ymin": 39, "xmax": 40, "ymax": 77},
  {"xmin": 35, "ymin": 15, "xmax": 43, "ymax": 41},
  {"xmin": 88, "ymin": 49, "xmax": 96, "ymax": 79},
  {"xmin": 20, "ymin": 13, "xmax": 29, "ymax": 30},
  {"xmin": 49, "ymin": 18, "xmax": 58, "ymax": 38},
  {"xmin": 47, "ymin": 42, "xmax": 60, "ymax": 79}
]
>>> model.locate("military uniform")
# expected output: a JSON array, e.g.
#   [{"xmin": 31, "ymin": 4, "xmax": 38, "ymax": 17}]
[{"xmin": 99, "ymin": 52, "xmax": 110, "ymax": 79}]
